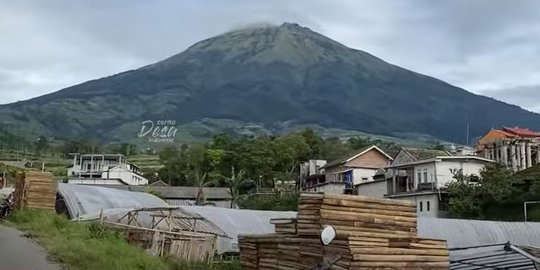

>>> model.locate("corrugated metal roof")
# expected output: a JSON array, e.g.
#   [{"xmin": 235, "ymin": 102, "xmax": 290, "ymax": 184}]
[
  {"xmin": 450, "ymin": 244, "xmax": 539, "ymax": 270},
  {"xmin": 58, "ymin": 183, "xmax": 169, "ymax": 219},
  {"xmin": 418, "ymin": 218, "xmax": 540, "ymax": 249},
  {"xmin": 179, "ymin": 206, "xmax": 296, "ymax": 254}
]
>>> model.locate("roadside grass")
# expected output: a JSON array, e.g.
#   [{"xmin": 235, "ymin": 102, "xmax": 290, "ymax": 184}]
[{"xmin": 8, "ymin": 210, "xmax": 241, "ymax": 270}]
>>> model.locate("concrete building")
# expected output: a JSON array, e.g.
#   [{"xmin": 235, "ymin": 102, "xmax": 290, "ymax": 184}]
[
  {"xmin": 303, "ymin": 146, "xmax": 392, "ymax": 194},
  {"xmin": 299, "ymin": 159, "xmax": 327, "ymax": 189},
  {"xmin": 67, "ymin": 154, "xmax": 148, "ymax": 186},
  {"xmin": 476, "ymin": 127, "xmax": 540, "ymax": 172},
  {"xmin": 386, "ymin": 154, "xmax": 493, "ymax": 218}
]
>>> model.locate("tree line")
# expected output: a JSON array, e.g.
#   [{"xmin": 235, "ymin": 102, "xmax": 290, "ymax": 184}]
[
  {"xmin": 447, "ymin": 163, "xmax": 540, "ymax": 221},
  {"xmin": 149, "ymin": 130, "xmax": 400, "ymax": 188}
]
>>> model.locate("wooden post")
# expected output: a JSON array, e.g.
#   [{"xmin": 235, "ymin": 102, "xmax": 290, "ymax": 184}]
[
  {"xmin": 520, "ymin": 142, "xmax": 527, "ymax": 170},
  {"xmin": 526, "ymin": 143, "xmax": 533, "ymax": 169},
  {"xmin": 99, "ymin": 209, "xmax": 104, "ymax": 225},
  {"xmin": 511, "ymin": 145, "xmax": 518, "ymax": 171},
  {"xmin": 501, "ymin": 144, "xmax": 508, "ymax": 166},
  {"xmin": 537, "ymin": 146, "xmax": 540, "ymax": 165},
  {"xmin": 392, "ymin": 169, "xmax": 397, "ymax": 194}
]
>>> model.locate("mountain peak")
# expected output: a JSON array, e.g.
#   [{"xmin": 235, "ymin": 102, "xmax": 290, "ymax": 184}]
[{"xmin": 156, "ymin": 22, "xmax": 351, "ymax": 69}]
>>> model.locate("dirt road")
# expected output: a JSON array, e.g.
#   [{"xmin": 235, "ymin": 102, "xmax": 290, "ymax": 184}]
[{"xmin": 0, "ymin": 224, "xmax": 61, "ymax": 270}]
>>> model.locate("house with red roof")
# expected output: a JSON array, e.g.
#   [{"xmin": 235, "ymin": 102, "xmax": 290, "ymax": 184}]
[{"xmin": 476, "ymin": 127, "xmax": 540, "ymax": 171}]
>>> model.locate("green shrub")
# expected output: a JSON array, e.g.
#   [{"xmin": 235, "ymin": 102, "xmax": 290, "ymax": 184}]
[{"xmin": 239, "ymin": 192, "xmax": 299, "ymax": 211}]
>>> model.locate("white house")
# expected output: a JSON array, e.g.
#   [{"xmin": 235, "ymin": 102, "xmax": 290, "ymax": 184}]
[
  {"xmin": 67, "ymin": 154, "xmax": 148, "ymax": 186},
  {"xmin": 386, "ymin": 154, "xmax": 494, "ymax": 218}
]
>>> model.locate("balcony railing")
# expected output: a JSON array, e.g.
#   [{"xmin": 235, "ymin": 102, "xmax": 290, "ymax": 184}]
[{"xmin": 417, "ymin": 182, "xmax": 436, "ymax": 191}]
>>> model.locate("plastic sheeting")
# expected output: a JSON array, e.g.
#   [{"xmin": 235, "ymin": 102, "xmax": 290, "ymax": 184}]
[
  {"xmin": 418, "ymin": 217, "xmax": 540, "ymax": 249},
  {"xmin": 179, "ymin": 206, "xmax": 297, "ymax": 254},
  {"xmin": 58, "ymin": 183, "xmax": 168, "ymax": 219}
]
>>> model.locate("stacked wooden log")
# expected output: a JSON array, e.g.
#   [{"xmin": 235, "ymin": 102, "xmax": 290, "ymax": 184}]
[
  {"xmin": 298, "ymin": 193, "xmax": 417, "ymax": 237},
  {"xmin": 271, "ymin": 218, "xmax": 297, "ymax": 235},
  {"xmin": 296, "ymin": 193, "xmax": 323, "ymax": 236},
  {"xmin": 238, "ymin": 234, "xmax": 303, "ymax": 270},
  {"xmin": 239, "ymin": 193, "xmax": 450, "ymax": 269},
  {"xmin": 348, "ymin": 232, "xmax": 449, "ymax": 269},
  {"xmin": 13, "ymin": 171, "xmax": 57, "ymax": 210}
]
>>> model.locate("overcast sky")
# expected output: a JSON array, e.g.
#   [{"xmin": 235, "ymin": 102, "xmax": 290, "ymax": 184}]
[{"xmin": 1, "ymin": 0, "xmax": 540, "ymax": 112}]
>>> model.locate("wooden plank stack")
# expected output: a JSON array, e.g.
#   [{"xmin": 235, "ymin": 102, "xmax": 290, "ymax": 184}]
[
  {"xmin": 13, "ymin": 171, "xmax": 57, "ymax": 210},
  {"xmin": 239, "ymin": 193, "xmax": 450, "ymax": 269},
  {"xmin": 271, "ymin": 218, "xmax": 297, "ymax": 235},
  {"xmin": 348, "ymin": 232, "xmax": 449, "ymax": 269}
]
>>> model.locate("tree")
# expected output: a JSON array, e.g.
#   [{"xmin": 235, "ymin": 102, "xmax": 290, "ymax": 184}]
[
  {"xmin": 225, "ymin": 167, "xmax": 253, "ymax": 208},
  {"xmin": 446, "ymin": 170, "xmax": 482, "ymax": 218},
  {"xmin": 348, "ymin": 136, "xmax": 371, "ymax": 150},
  {"xmin": 429, "ymin": 143, "xmax": 446, "ymax": 151},
  {"xmin": 299, "ymin": 129, "xmax": 323, "ymax": 157},
  {"xmin": 191, "ymin": 170, "xmax": 217, "ymax": 206},
  {"xmin": 446, "ymin": 164, "xmax": 517, "ymax": 219},
  {"xmin": 34, "ymin": 136, "xmax": 49, "ymax": 155},
  {"xmin": 271, "ymin": 134, "xmax": 310, "ymax": 184}
]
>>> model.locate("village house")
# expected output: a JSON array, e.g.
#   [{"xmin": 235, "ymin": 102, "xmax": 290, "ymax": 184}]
[
  {"xmin": 476, "ymin": 127, "xmax": 540, "ymax": 171},
  {"xmin": 67, "ymin": 153, "xmax": 149, "ymax": 186},
  {"xmin": 355, "ymin": 148, "xmax": 493, "ymax": 217},
  {"xmin": 302, "ymin": 146, "xmax": 393, "ymax": 194}
]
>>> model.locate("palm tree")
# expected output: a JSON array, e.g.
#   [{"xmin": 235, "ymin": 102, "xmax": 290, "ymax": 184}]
[
  {"xmin": 225, "ymin": 167, "xmax": 253, "ymax": 208},
  {"xmin": 192, "ymin": 170, "xmax": 217, "ymax": 206}
]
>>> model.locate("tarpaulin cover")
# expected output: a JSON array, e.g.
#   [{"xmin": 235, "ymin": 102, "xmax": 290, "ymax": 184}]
[
  {"xmin": 179, "ymin": 206, "xmax": 297, "ymax": 254},
  {"xmin": 58, "ymin": 183, "xmax": 168, "ymax": 219}
]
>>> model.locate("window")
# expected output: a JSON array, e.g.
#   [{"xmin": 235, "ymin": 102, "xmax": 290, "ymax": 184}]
[
  {"xmin": 417, "ymin": 171, "xmax": 421, "ymax": 183},
  {"xmin": 423, "ymin": 169, "xmax": 428, "ymax": 183},
  {"xmin": 427, "ymin": 201, "xmax": 431, "ymax": 212},
  {"xmin": 419, "ymin": 201, "xmax": 423, "ymax": 212}
]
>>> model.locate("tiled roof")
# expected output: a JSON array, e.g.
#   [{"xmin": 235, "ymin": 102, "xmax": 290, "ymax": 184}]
[
  {"xmin": 403, "ymin": 148, "xmax": 451, "ymax": 161},
  {"xmin": 322, "ymin": 145, "xmax": 392, "ymax": 169},
  {"xmin": 492, "ymin": 128, "xmax": 516, "ymax": 137},
  {"xmin": 503, "ymin": 127, "xmax": 540, "ymax": 137},
  {"xmin": 322, "ymin": 146, "xmax": 372, "ymax": 168}
]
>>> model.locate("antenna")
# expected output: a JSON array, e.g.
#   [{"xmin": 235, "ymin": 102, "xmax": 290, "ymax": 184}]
[{"xmin": 466, "ymin": 123, "xmax": 470, "ymax": 147}]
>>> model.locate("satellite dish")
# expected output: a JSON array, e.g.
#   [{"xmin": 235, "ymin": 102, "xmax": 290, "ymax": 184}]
[{"xmin": 320, "ymin": 225, "xmax": 337, "ymax": 246}]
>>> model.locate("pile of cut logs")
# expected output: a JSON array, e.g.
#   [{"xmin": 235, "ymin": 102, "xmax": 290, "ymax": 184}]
[
  {"xmin": 239, "ymin": 193, "xmax": 449, "ymax": 269},
  {"xmin": 13, "ymin": 171, "xmax": 57, "ymax": 211}
]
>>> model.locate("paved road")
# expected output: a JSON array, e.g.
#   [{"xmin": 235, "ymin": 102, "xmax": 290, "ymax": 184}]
[{"xmin": 0, "ymin": 224, "xmax": 61, "ymax": 270}]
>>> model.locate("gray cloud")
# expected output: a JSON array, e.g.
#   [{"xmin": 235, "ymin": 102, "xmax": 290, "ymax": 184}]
[
  {"xmin": 481, "ymin": 85, "xmax": 540, "ymax": 113},
  {"xmin": 1, "ymin": 0, "xmax": 539, "ymax": 112}
]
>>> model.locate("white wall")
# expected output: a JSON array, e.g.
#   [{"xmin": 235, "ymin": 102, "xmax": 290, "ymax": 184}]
[
  {"xmin": 394, "ymin": 193, "xmax": 440, "ymax": 218},
  {"xmin": 108, "ymin": 165, "xmax": 149, "ymax": 185},
  {"xmin": 356, "ymin": 180, "xmax": 386, "ymax": 198},
  {"xmin": 303, "ymin": 182, "xmax": 345, "ymax": 194},
  {"xmin": 352, "ymin": 168, "xmax": 378, "ymax": 185},
  {"xmin": 435, "ymin": 160, "xmax": 487, "ymax": 188},
  {"xmin": 68, "ymin": 179, "xmax": 125, "ymax": 185},
  {"xmin": 413, "ymin": 163, "xmax": 436, "ymax": 188}
]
